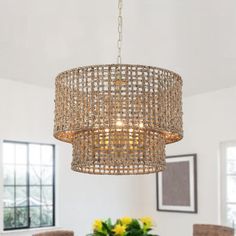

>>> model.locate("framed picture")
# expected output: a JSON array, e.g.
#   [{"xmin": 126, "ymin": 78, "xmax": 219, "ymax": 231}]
[{"xmin": 156, "ymin": 154, "xmax": 197, "ymax": 213}]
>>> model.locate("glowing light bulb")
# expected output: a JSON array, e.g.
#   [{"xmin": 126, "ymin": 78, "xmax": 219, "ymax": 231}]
[
  {"xmin": 116, "ymin": 120, "xmax": 123, "ymax": 126},
  {"xmin": 139, "ymin": 123, "xmax": 144, "ymax": 128}
]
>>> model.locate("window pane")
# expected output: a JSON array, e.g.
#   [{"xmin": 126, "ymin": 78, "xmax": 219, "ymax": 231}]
[
  {"xmin": 30, "ymin": 166, "xmax": 41, "ymax": 185},
  {"xmin": 15, "ymin": 144, "xmax": 27, "ymax": 165},
  {"xmin": 16, "ymin": 186, "xmax": 27, "ymax": 207},
  {"xmin": 42, "ymin": 187, "xmax": 53, "ymax": 205},
  {"xmin": 3, "ymin": 141, "xmax": 55, "ymax": 230},
  {"xmin": 30, "ymin": 186, "xmax": 41, "ymax": 206},
  {"xmin": 29, "ymin": 144, "xmax": 41, "ymax": 165},
  {"xmin": 227, "ymin": 147, "xmax": 236, "ymax": 160},
  {"xmin": 4, "ymin": 187, "xmax": 14, "ymax": 207},
  {"xmin": 227, "ymin": 176, "xmax": 236, "ymax": 202},
  {"xmin": 30, "ymin": 207, "xmax": 40, "ymax": 227},
  {"xmin": 15, "ymin": 166, "xmax": 27, "ymax": 185},
  {"xmin": 3, "ymin": 143, "xmax": 15, "ymax": 164},
  {"xmin": 16, "ymin": 207, "xmax": 28, "ymax": 228},
  {"xmin": 41, "ymin": 145, "xmax": 53, "ymax": 165},
  {"xmin": 227, "ymin": 159, "xmax": 236, "ymax": 174},
  {"xmin": 41, "ymin": 167, "xmax": 53, "ymax": 185},
  {"xmin": 227, "ymin": 204, "xmax": 236, "ymax": 226},
  {"xmin": 4, "ymin": 208, "xmax": 15, "ymax": 229},
  {"xmin": 41, "ymin": 206, "xmax": 53, "ymax": 226},
  {"xmin": 4, "ymin": 165, "xmax": 14, "ymax": 185}
]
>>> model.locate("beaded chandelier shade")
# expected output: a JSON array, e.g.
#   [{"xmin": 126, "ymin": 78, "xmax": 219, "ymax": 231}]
[{"xmin": 53, "ymin": 1, "xmax": 183, "ymax": 175}]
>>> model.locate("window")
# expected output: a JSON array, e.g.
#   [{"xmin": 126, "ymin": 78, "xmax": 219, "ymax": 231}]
[
  {"xmin": 221, "ymin": 141, "xmax": 236, "ymax": 227},
  {"xmin": 3, "ymin": 141, "xmax": 55, "ymax": 230}
]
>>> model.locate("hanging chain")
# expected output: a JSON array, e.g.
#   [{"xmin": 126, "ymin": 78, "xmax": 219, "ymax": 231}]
[{"xmin": 117, "ymin": 0, "xmax": 123, "ymax": 64}]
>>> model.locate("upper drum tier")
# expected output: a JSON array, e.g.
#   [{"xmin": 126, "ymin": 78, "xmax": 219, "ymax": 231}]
[{"xmin": 54, "ymin": 64, "xmax": 183, "ymax": 144}]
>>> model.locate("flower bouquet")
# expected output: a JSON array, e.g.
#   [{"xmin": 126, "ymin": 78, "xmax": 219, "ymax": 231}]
[{"xmin": 87, "ymin": 217, "xmax": 158, "ymax": 236}]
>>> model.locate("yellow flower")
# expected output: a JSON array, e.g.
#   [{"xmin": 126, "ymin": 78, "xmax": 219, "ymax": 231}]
[
  {"xmin": 93, "ymin": 219, "xmax": 103, "ymax": 231},
  {"xmin": 140, "ymin": 216, "xmax": 153, "ymax": 228},
  {"xmin": 120, "ymin": 217, "xmax": 132, "ymax": 225},
  {"xmin": 113, "ymin": 224, "xmax": 126, "ymax": 235}
]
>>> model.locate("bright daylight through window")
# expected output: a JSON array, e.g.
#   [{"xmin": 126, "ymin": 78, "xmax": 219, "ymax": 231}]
[
  {"xmin": 221, "ymin": 142, "xmax": 236, "ymax": 227},
  {"xmin": 3, "ymin": 141, "xmax": 55, "ymax": 230}
]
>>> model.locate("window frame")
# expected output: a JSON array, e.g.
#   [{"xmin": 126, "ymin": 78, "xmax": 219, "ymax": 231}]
[
  {"xmin": 220, "ymin": 141, "xmax": 236, "ymax": 227},
  {"xmin": 2, "ymin": 140, "xmax": 56, "ymax": 231}
]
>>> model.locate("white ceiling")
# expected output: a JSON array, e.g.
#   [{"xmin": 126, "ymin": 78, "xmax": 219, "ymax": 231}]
[{"xmin": 0, "ymin": 0, "xmax": 235, "ymax": 96}]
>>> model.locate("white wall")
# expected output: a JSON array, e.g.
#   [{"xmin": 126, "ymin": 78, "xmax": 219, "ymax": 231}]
[{"xmin": 0, "ymin": 77, "xmax": 236, "ymax": 236}]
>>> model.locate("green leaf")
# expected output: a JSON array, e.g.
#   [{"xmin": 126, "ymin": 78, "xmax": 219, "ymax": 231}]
[
  {"xmin": 127, "ymin": 219, "xmax": 141, "ymax": 230},
  {"xmin": 115, "ymin": 219, "xmax": 120, "ymax": 225},
  {"xmin": 126, "ymin": 228, "xmax": 143, "ymax": 236},
  {"xmin": 103, "ymin": 222, "xmax": 109, "ymax": 230},
  {"xmin": 94, "ymin": 231, "xmax": 107, "ymax": 236},
  {"xmin": 105, "ymin": 218, "xmax": 113, "ymax": 229}
]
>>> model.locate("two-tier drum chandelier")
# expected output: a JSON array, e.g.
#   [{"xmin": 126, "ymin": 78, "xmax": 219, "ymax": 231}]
[{"xmin": 53, "ymin": 0, "xmax": 183, "ymax": 175}]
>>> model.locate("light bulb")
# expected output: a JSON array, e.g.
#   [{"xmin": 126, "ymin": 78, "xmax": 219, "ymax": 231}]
[
  {"xmin": 139, "ymin": 123, "xmax": 144, "ymax": 128},
  {"xmin": 116, "ymin": 120, "xmax": 123, "ymax": 126}
]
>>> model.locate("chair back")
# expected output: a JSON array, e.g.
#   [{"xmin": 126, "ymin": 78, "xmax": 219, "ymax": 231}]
[
  {"xmin": 32, "ymin": 230, "xmax": 74, "ymax": 236},
  {"xmin": 193, "ymin": 224, "xmax": 234, "ymax": 236}
]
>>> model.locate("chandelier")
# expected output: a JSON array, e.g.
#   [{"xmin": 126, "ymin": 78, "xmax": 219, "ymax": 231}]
[{"xmin": 53, "ymin": 0, "xmax": 183, "ymax": 175}]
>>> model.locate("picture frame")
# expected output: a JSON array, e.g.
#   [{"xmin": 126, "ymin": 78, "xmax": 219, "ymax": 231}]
[{"xmin": 156, "ymin": 154, "xmax": 198, "ymax": 213}]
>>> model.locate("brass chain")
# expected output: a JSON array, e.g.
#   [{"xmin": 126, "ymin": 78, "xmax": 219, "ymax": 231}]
[{"xmin": 117, "ymin": 0, "xmax": 123, "ymax": 64}]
